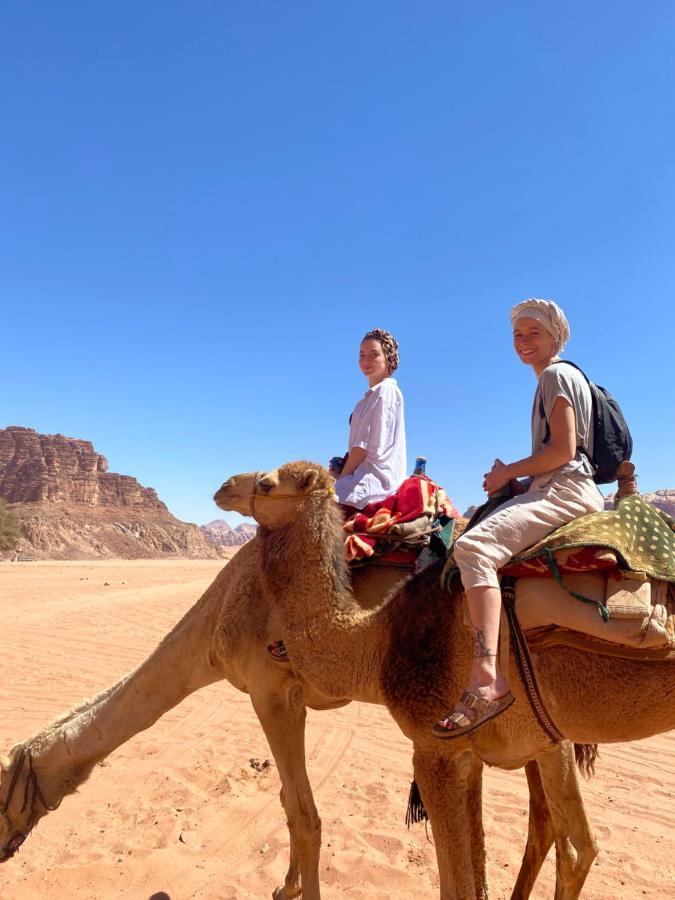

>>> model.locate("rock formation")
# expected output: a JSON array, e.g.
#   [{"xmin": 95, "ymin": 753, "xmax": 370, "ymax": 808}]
[
  {"xmin": 641, "ymin": 489, "xmax": 675, "ymax": 518},
  {"xmin": 0, "ymin": 426, "xmax": 226, "ymax": 561},
  {"xmin": 200, "ymin": 520, "xmax": 257, "ymax": 546},
  {"xmin": 604, "ymin": 487, "xmax": 675, "ymax": 516}
]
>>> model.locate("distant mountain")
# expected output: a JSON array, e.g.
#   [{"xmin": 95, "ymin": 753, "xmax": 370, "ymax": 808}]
[
  {"xmin": 201, "ymin": 519, "xmax": 257, "ymax": 547},
  {"xmin": 0, "ymin": 426, "xmax": 226, "ymax": 560}
]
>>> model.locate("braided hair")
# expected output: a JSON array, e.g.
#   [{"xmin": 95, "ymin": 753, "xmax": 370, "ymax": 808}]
[{"xmin": 361, "ymin": 328, "xmax": 400, "ymax": 375}]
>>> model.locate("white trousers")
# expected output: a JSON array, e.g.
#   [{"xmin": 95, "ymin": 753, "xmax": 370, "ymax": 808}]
[{"xmin": 453, "ymin": 471, "xmax": 605, "ymax": 591}]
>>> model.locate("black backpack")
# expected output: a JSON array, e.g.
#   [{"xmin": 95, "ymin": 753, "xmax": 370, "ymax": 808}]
[{"xmin": 539, "ymin": 361, "xmax": 633, "ymax": 485}]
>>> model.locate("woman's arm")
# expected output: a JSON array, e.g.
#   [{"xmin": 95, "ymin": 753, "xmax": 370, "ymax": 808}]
[
  {"xmin": 340, "ymin": 390, "xmax": 397, "ymax": 478},
  {"xmin": 484, "ymin": 397, "xmax": 576, "ymax": 495},
  {"xmin": 339, "ymin": 446, "xmax": 367, "ymax": 476}
]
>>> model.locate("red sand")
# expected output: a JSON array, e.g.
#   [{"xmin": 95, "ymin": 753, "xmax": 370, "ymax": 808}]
[{"xmin": 0, "ymin": 560, "xmax": 672, "ymax": 898}]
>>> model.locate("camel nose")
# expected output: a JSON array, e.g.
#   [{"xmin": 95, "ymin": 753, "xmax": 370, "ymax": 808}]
[
  {"xmin": 0, "ymin": 832, "xmax": 26, "ymax": 861},
  {"xmin": 213, "ymin": 478, "xmax": 235, "ymax": 503}
]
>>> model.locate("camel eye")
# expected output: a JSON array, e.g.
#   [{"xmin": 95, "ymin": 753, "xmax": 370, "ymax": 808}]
[{"xmin": 258, "ymin": 479, "xmax": 274, "ymax": 494}]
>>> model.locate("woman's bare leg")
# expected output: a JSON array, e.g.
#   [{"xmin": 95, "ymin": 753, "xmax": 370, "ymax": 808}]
[{"xmin": 464, "ymin": 585, "xmax": 510, "ymax": 700}]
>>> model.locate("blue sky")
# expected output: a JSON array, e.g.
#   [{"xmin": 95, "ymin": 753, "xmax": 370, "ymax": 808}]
[{"xmin": 2, "ymin": 2, "xmax": 674, "ymax": 526}]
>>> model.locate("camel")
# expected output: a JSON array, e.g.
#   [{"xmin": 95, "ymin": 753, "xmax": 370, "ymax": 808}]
[
  {"xmin": 0, "ymin": 462, "xmax": 669, "ymax": 899},
  {"xmin": 212, "ymin": 461, "xmax": 675, "ymax": 898},
  {"xmin": 0, "ymin": 502, "xmax": 466, "ymax": 899}
]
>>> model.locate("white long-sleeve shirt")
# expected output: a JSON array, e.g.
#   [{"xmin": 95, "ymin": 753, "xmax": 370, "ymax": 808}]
[{"xmin": 334, "ymin": 377, "xmax": 407, "ymax": 509}]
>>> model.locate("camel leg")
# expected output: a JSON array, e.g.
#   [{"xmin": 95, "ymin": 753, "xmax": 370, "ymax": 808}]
[
  {"xmin": 535, "ymin": 743, "xmax": 598, "ymax": 900},
  {"xmin": 465, "ymin": 754, "xmax": 488, "ymax": 897},
  {"xmin": 413, "ymin": 747, "xmax": 488, "ymax": 900},
  {"xmin": 510, "ymin": 759, "xmax": 555, "ymax": 899},
  {"xmin": 251, "ymin": 682, "xmax": 322, "ymax": 900}
]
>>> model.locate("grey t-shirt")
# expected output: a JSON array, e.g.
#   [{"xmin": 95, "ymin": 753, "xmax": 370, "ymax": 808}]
[{"xmin": 530, "ymin": 362, "xmax": 595, "ymax": 478}]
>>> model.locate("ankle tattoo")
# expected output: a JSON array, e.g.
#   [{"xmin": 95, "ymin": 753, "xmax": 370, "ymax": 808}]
[{"xmin": 472, "ymin": 628, "xmax": 497, "ymax": 658}]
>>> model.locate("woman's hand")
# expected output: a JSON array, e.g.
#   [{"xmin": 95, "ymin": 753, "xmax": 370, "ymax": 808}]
[
  {"xmin": 328, "ymin": 455, "xmax": 347, "ymax": 478},
  {"xmin": 338, "ymin": 446, "xmax": 367, "ymax": 478},
  {"xmin": 483, "ymin": 459, "xmax": 513, "ymax": 496}
]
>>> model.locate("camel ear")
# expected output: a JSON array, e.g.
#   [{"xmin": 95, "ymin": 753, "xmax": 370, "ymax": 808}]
[{"xmin": 300, "ymin": 469, "xmax": 319, "ymax": 492}]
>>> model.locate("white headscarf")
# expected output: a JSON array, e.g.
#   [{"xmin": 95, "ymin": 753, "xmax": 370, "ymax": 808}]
[{"xmin": 510, "ymin": 298, "xmax": 570, "ymax": 355}]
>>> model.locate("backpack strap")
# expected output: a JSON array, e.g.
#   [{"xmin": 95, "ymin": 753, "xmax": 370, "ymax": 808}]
[
  {"xmin": 537, "ymin": 360, "xmax": 594, "ymax": 464},
  {"xmin": 538, "ymin": 393, "xmax": 551, "ymax": 444}
]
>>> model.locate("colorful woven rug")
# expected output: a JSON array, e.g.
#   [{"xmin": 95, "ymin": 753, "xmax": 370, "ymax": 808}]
[{"xmin": 343, "ymin": 475, "xmax": 460, "ymax": 562}]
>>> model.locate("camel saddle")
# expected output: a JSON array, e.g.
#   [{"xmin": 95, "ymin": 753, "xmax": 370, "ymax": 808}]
[{"xmin": 500, "ymin": 493, "xmax": 675, "ymax": 659}]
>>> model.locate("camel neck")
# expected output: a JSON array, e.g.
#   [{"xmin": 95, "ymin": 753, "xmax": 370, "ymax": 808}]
[
  {"xmin": 20, "ymin": 587, "xmax": 225, "ymax": 817},
  {"xmin": 261, "ymin": 506, "xmax": 389, "ymax": 701}
]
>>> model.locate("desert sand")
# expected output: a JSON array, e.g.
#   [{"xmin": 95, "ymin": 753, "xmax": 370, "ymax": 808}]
[{"xmin": 0, "ymin": 559, "xmax": 672, "ymax": 899}]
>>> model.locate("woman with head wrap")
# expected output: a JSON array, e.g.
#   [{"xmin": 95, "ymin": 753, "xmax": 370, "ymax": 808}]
[
  {"xmin": 333, "ymin": 328, "xmax": 407, "ymax": 511},
  {"xmin": 433, "ymin": 299, "xmax": 604, "ymax": 738}
]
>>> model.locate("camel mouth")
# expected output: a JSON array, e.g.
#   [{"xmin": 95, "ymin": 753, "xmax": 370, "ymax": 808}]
[
  {"xmin": 214, "ymin": 495, "xmax": 244, "ymax": 510},
  {"xmin": 0, "ymin": 831, "xmax": 26, "ymax": 862},
  {"xmin": 213, "ymin": 488, "xmax": 250, "ymax": 512}
]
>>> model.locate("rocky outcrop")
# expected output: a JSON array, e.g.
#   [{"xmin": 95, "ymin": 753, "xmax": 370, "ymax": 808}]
[
  {"xmin": 11, "ymin": 504, "xmax": 225, "ymax": 561},
  {"xmin": 604, "ymin": 488, "xmax": 675, "ymax": 516},
  {"xmin": 642, "ymin": 489, "xmax": 675, "ymax": 519},
  {"xmin": 201, "ymin": 520, "xmax": 257, "ymax": 546},
  {"xmin": 0, "ymin": 426, "xmax": 226, "ymax": 560},
  {"xmin": 0, "ymin": 426, "xmax": 167, "ymax": 508}
]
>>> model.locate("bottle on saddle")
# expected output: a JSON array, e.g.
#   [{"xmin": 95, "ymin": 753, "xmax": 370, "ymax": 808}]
[{"xmin": 413, "ymin": 456, "xmax": 427, "ymax": 477}]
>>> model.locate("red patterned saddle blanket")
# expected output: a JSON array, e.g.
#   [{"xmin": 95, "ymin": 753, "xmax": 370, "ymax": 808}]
[
  {"xmin": 343, "ymin": 475, "xmax": 460, "ymax": 565},
  {"xmin": 500, "ymin": 545, "xmax": 619, "ymax": 578}
]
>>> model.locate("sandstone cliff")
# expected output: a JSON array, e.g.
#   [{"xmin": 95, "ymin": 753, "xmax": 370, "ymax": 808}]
[
  {"xmin": 0, "ymin": 426, "xmax": 226, "ymax": 560},
  {"xmin": 0, "ymin": 426, "xmax": 167, "ymax": 508}
]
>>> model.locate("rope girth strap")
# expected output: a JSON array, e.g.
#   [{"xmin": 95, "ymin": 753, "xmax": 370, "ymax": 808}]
[{"xmin": 501, "ymin": 576, "xmax": 565, "ymax": 743}]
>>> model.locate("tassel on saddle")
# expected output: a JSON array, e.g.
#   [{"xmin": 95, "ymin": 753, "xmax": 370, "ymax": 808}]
[{"xmin": 405, "ymin": 779, "xmax": 429, "ymax": 828}]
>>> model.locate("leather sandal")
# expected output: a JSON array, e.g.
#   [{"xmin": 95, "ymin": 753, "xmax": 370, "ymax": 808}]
[
  {"xmin": 432, "ymin": 689, "xmax": 515, "ymax": 739},
  {"xmin": 267, "ymin": 640, "xmax": 290, "ymax": 663}
]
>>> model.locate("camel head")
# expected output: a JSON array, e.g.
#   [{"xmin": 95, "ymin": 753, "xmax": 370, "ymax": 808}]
[
  {"xmin": 214, "ymin": 461, "xmax": 336, "ymax": 528},
  {"xmin": 0, "ymin": 745, "xmax": 58, "ymax": 862}
]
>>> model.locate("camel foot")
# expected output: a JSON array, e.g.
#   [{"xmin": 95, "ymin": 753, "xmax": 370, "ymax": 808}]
[{"xmin": 273, "ymin": 884, "xmax": 303, "ymax": 900}]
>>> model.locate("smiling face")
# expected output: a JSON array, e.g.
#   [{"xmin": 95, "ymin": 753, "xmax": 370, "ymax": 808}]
[
  {"xmin": 513, "ymin": 316, "xmax": 558, "ymax": 374},
  {"xmin": 358, "ymin": 339, "xmax": 389, "ymax": 387}
]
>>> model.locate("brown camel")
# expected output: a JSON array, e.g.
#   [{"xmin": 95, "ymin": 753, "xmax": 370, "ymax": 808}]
[
  {"xmin": 212, "ymin": 461, "xmax": 675, "ymax": 899},
  {"xmin": 0, "ymin": 461, "xmax": 666, "ymax": 899}
]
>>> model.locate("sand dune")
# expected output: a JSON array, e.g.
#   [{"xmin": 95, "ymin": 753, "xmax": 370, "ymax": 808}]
[{"xmin": 0, "ymin": 560, "xmax": 672, "ymax": 898}]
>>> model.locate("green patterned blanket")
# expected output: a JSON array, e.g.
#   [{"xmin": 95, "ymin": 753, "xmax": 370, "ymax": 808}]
[{"xmin": 511, "ymin": 495, "xmax": 675, "ymax": 583}]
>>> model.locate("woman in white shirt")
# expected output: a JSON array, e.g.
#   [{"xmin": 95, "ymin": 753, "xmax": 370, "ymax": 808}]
[
  {"xmin": 268, "ymin": 328, "xmax": 407, "ymax": 663},
  {"xmin": 334, "ymin": 328, "xmax": 407, "ymax": 511}
]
